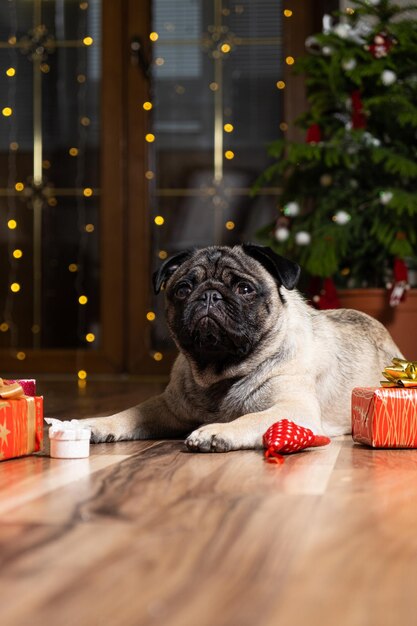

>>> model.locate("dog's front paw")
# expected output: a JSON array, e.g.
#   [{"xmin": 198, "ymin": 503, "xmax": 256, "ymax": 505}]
[
  {"xmin": 83, "ymin": 417, "xmax": 123, "ymax": 443},
  {"xmin": 185, "ymin": 423, "xmax": 243, "ymax": 453}
]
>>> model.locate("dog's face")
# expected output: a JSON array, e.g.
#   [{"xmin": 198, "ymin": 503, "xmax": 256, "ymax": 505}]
[{"xmin": 153, "ymin": 244, "xmax": 300, "ymax": 372}]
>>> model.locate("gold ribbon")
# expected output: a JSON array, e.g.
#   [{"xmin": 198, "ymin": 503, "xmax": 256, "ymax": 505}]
[
  {"xmin": 0, "ymin": 378, "xmax": 36, "ymax": 454},
  {"xmin": 0, "ymin": 378, "xmax": 24, "ymax": 398},
  {"xmin": 381, "ymin": 358, "xmax": 417, "ymax": 388}
]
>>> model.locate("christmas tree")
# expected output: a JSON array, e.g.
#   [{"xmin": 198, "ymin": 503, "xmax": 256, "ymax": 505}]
[{"xmin": 256, "ymin": 0, "xmax": 417, "ymax": 306}]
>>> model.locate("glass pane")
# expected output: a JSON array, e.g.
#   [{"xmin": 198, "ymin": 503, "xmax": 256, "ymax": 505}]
[
  {"xmin": 149, "ymin": 0, "xmax": 283, "ymax": 351},
  {"xmin": 0, "ymin": 0, "xmax": 101, "ymax": 353}
]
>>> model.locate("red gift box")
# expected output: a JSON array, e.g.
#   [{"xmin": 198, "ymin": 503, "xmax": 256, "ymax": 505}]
[
  {"xmin": 0, "ymin": 379, "xmax": 43, "ymax": 461},
  {"xmin": 352, "ymin": 387, "xmax": 417, "ymax": 448}
]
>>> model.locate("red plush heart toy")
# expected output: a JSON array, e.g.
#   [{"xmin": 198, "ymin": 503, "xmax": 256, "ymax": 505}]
[{"xmin": 263, "ymin": 419, "xmax": 331, "ymax": 464}]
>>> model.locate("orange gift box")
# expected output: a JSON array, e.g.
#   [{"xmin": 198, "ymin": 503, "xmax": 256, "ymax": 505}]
[
  {"xmin": 352, "ymin": 387, "xmax": 417, "ymax": 448},
  {"xmin": 0, "ymin": 379, "xmax": 43, "ymax": 461}
]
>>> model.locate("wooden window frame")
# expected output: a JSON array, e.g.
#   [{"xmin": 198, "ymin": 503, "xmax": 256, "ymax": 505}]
[{"xmin": 0, "ymin": 1, "xmax": 334, "ymax": 376}]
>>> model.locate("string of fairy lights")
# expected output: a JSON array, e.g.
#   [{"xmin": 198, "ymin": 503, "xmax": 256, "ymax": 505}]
[
  {"xmin": 74, "ymin": 1, "xmax": 95, "ymax": 388},
  {"xmin": 1, "ymin": 0, "xmax": 97, "ymax": 384},
  {"xmin": 1, "ymin": 2, "xmax": 293, "ymax": 373},
  {"xmin": 2, "ymin": 0, "xmax": 20, "ymax": 354},
  {"xmin": 143, "ymin": 4, "xmax": 294, "ymax": 364},
  {"xmin": 276, "ymin": 6, "xmax": 295, "ymax": 133}
]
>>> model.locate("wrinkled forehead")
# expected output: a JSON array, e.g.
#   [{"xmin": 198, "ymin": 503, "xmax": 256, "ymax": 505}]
[{"xmin": 177, "ymin": 247, "xmax": 266, "ymax": 284}]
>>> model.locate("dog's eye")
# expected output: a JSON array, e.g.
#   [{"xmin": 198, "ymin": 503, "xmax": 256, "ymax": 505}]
[
  {"xmin": 235, "ymin": 281, "xmax": 255, "ymax": 295},
  {"xmin": 175, "ymin": 282, "xmax": 192, "ymax": 299}
]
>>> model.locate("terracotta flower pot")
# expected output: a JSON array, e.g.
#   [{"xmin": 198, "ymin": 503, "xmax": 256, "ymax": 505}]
[{"xmin": 337, "ymin": 289, "xmax": 417, "ymax": 359}]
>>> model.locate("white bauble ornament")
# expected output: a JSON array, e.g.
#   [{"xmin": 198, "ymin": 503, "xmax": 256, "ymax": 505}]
[
  {"xmin": 274, "ymin": 227, "xmax": 290, "ymax": 242},
  {"xmin": 342, "ymin": 58, "xmax": 356, "ymax": 71},
  {"xmin": 380, "ymin": 191, "xmax": 393, "ymax": 204},
  {"xmin": 322, "ymin": 46, "xmax": 334, "ymax": 56},
  {"xmin": 381, "ymin": 70, "xmax": 397, "ymax": 86},
  {"xmin": 333, "ymin": 210, "xmax": 351, "ymax": 225},
  {"xmin": 295, "ymin": 231, "xmax": 311, "ymax": 246},
  {"xmin": 334, "ymin": 23, "xmax": 351, "ymax": 39},
  {"xmin": 283, "ymin": 201, "xmax": 300, "ymax": 217}
]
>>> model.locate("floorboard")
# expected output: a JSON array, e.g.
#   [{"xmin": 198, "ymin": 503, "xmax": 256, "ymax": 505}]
[{"xmin": 2, "ymin": 380, "xmax": 417, "ymax": 625}]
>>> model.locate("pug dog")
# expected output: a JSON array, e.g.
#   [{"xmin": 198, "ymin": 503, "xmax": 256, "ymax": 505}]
[{"xmin": 85, "ymin": 244, "xmax": 403, "ymax": 452}]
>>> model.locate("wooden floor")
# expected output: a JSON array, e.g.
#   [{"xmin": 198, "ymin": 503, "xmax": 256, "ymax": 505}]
[{"xmin": 2, "ymin": 379, "xmax": 417, "ymax": 626}]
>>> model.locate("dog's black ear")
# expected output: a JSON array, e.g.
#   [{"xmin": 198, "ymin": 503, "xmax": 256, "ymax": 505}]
[
  {"xmin": 152, "ymin": 250, "xmax": 193, "ymax": 294},
  {"xmin": 242, "ymin": 243, "xmax": 301, "ymax": 290}
]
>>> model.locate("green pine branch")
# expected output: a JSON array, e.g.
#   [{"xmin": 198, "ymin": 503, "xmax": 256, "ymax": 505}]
[{"xmin": 371, "ymin": 147, "xmax": 417, "ymax": 178}]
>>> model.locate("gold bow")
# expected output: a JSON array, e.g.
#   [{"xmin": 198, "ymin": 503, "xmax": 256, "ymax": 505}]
[
  {"xmin": 0, "ymin": 378, "xmax": 24, "ymax": 398},
  {"xmin": 381, "ymin": 358, "xmax": 417, "ymax": 388}
]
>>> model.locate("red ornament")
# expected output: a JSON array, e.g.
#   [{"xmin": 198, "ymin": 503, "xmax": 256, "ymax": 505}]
[
  {"xmin": 369, "ymin": 32, "xmax": 394, "ymax": 59},
  {"xmin": 351, "ymin": 90, "xmax": 366, "ymax": 129},
  {"xmin": 306, "ymin": 123, "xmax": 321, "ymax": 143},
  {"xmin": 389, "ymin": 257, "xmax": 409, "ymax": 307},
  {"xmin": 394, "ymin": 256, "xmax": 408, "ymax": 282},
  {"xmin": 263, "ymin": 419, "xmax": 331, "ymax": 464}
]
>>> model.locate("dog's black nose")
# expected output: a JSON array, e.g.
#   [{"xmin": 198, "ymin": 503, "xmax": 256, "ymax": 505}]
[{"xmin": 201, "ymin": 289, "xmax": 223, "ymax": 308}]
